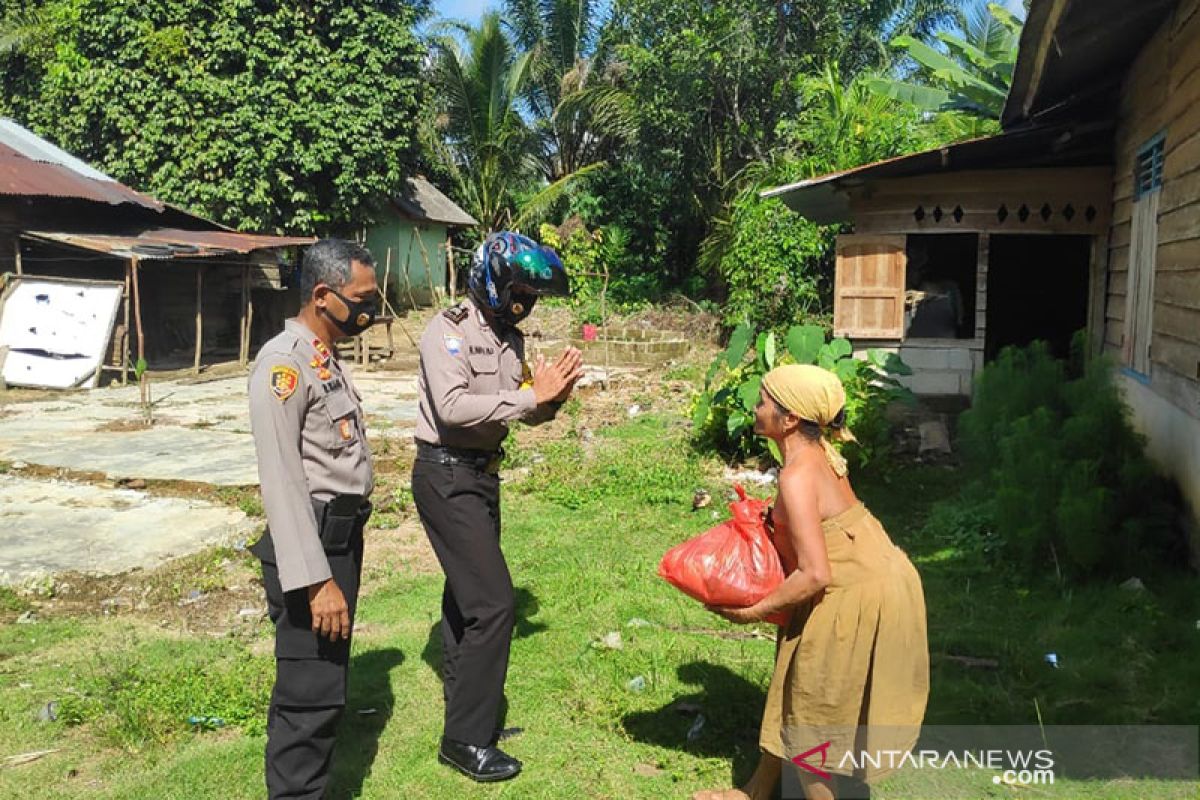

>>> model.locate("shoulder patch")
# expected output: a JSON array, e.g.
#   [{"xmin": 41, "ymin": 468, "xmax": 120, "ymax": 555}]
[
  {"xmin": 269, "ymin": 365, "xmax": 300, "ymax": 402},
  {"xmin": 442, "ymin": 305, "xmax": 469, "ymax": 323},
  {"xmin": 443, "ymin": 334, "xmax": 463, "ymax": 356}
]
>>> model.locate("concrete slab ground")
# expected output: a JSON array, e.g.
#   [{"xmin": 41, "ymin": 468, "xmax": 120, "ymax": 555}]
[
  {"xmin": 0, "ymin": 365, "xmax": 421, "ymax": 581},
  {"xmin": 0, "ymin": 371, "xmax": 420, "ymax": 485},
  {"xmin": 0, "ymin": 475, "xmax": 256, "ymax": 584}
]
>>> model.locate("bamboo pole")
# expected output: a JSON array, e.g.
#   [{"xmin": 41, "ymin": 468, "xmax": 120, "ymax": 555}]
[
  {"xmin": 122, "ymin": 262, "xmax": 131, "ymax": 385},
  {"xmin": 446, "ymin": 235, "xmax": 457, "ymax": 299},
  {"xmin": 382, "ymin": 247, "xmax": 392, "ymax": 309},
  {"xmin": 193, "ymin": 266, "xmax": 203, "ymax": 374},
  {"xmin": 12, "ymin": 239, "xmax": 21, "ymax": 275},
  {"xmin": 414, "ymin": 225, "xmax": 437, "ymax": 305},
  {"xmin": 402, "ymin": 228, "xmax": 419, "ymax": 310},
  {"xmin": 131, "ymin": 256, "xmax": 145, "ymax": 366},
  {"xmin": 239, "ymin": 265, "xmax": 250, "ymax": 366},
  {"xmin": 131, "ymin": 256, "xmax": 147, "ymax": 408}
]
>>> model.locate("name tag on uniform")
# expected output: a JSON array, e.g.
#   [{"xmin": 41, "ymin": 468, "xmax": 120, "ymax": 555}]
[
  {"xmin": 469, "ymin": 345, "xmax": 495, "ymax": 355},
  {"xmin": 321, "ymin": 379, "xmax": 345, "ymax": 394}
]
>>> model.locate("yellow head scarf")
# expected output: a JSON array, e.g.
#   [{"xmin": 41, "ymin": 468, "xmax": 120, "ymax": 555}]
[{"xmin": 761, "ymin": 364, "xmax": 857, "ymax": 477}]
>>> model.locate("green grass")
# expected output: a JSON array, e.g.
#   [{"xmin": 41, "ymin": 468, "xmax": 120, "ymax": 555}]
[{"xmin": 0, "ymin": 413, "xmax": 1195, "ymax": 798}]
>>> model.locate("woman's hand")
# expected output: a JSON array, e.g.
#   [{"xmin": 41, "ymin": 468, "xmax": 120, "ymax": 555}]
[{"xmin": 706, "ymin": 604, "xmax": 764, "ymax": 624}]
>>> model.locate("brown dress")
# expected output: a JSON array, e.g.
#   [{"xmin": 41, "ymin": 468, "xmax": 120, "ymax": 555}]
[{"xmin": 759, "ymin": 502, "xmax": 929, "ymax": 783}]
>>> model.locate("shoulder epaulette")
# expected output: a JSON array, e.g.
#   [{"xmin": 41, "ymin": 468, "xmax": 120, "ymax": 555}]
[{"xmin": 442, "ymin": 304, "xmax": 469, "ymax": 323}]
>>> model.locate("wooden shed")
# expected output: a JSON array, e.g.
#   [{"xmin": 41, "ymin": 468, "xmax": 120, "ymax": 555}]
[
  {"xmin": 765, "ymin": 0, "xmax": 1200, "ymax": 538},
  {"xmin": 363, "ymin": 176, "xmax": 477, "ymax": 311},
  {"xmin": 0, "ymin": 117, "xmax": 313, "ymax": 381}
]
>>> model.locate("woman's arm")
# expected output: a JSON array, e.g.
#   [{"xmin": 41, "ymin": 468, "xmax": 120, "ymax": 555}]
[{"xmin": 710, "ymin": 467, "xmax": 832, "ymax": 623}]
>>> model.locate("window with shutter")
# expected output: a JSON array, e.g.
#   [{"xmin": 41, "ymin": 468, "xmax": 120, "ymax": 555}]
[
  {"xmin": 1124, "ymin": 134, "xmax": 1163, "ymax": 374},
  {"xmin": 833, "ymin": 234, "xmax": 907, "ymax": 339}
]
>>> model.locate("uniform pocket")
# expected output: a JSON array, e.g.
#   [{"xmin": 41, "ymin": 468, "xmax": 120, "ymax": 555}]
[
  {"xmin": 320, "ymin": 388, "xmax": 358, "ymax": 448},
  {"xmin": 468, "ymin": 353, "xmax": 498, "ymax": 375}
]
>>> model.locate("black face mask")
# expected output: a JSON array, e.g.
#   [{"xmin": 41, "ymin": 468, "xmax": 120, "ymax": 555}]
[
  {"xmin": 504, "ymin": 290, "xmax": 537, "ymax": 326},
  {"xmin": 326, "ymin": 288, "xmax": 377, "ymax": 336}
]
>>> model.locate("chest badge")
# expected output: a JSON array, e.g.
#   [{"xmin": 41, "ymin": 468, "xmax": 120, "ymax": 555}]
[
  {"xmin": 338, "ymin": 418, "xmax": 354, "ymax": 441},
  {"xmin": 269, "ymin": 366, "xmax": 299, "ymax": 402}
]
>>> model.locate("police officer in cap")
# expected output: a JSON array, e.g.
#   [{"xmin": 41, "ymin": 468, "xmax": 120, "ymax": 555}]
[
  {"xmin": 248, "ymin": 238, "xmax": 378, "ymax": 799},
  {"xmin": 413, "ymin": 231, "xmax": 582, "ymax": 782}
]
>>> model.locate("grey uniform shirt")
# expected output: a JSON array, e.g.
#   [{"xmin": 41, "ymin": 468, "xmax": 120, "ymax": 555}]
[
  {"xmin": 249, "ymin": 319, "xmax": 374, "ymax": 593},
  {"xmin": 415, "ymin": 300, "xmax": 558, "ymax": 451}
]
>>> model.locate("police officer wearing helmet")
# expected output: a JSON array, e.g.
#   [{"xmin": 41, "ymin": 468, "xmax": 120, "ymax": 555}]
[
  {"xmin": 412, "ymin": 231, "xmax": 582, "ymax": 782},
  {"xmin": 248, "ymin": 239, "xmax": 378, "ymax": 799}
]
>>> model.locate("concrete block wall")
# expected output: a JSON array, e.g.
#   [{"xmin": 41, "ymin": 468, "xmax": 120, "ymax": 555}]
[{"xmin": 855, "ymin": 339, "xmax": 983, "ymax": 397}]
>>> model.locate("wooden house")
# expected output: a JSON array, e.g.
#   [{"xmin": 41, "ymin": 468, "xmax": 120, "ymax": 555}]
[
  {"xmin": 764, "ymin": 0, "xmax": 1200, "ymax": 537},
  {"xmin": 363, "ymin": 176, "xmax": 477, "ymax": 312}
]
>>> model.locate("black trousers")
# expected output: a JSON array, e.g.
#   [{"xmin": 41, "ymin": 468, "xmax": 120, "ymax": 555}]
[
  {"xmin": 412, "ymin": 458, "xmax": 515, "ymax": 747},
  {"xmin": 252, "ymin": 504, "xmax": 367, "ymax": 800}
]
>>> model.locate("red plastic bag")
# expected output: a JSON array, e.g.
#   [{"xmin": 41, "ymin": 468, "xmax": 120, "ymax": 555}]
[{"xmin": 658, "ymin": 485, "xmax": 790, "ymax": 626}]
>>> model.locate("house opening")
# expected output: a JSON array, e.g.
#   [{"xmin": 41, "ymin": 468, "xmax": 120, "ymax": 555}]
[
  {"xmin": 985, "ymin": 234, "xmax": 1091, "ymax": 361},
  {"xmin": 904, "ymin": 234, "xmax": 978, "ymax": 340}
]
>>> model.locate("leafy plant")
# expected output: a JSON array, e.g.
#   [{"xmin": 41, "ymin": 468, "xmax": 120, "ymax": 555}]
[
  {"xmin": 0, "ymin": 0, "xmax": 428, "ymax": 234},
  {"xmin": 957, "ymin": 337, "xmax": 1184, "ymax": 579},
  {"xmin": 868, "ymin": 1, "xmax": 1021, "ymax": 120},
  {"xmin": 691, "ymin": 322, "xmax": 912, "ymax": 465}
]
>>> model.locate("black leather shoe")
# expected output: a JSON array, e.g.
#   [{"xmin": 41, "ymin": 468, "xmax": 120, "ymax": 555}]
[{"xmin": 438, "ymin": 737, "xmax": 522, "ymax": 782}]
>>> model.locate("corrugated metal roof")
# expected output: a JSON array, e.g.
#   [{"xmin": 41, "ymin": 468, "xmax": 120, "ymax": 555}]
[
  {"xmin": 391, "ymin": 176, "xmax": 478, "ymax": 227},
  {"xmin": 24, "ymin": 228, "xmax": 315, "ymax": 260},
  {"xmin": 0, "ymin": 118, "xmax": 163, "ymax": 209},
  {"xmin": 761, "ymin": 122, "xmax": 1112, "ymax": 224},
  {"xmin": 1002, "ymin": 0, "xmax": 1175, "ymax": 128}
]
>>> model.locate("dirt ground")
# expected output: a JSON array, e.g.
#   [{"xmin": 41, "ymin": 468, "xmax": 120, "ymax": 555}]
[{"xmin": 0, "ymin": 302, "xmax": 721, "ymax": 638}]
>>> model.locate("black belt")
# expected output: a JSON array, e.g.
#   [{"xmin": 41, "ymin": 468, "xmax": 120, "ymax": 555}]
[{"xmin": 416, "ymin": 441, "xmax": 504, "ymax": 474}]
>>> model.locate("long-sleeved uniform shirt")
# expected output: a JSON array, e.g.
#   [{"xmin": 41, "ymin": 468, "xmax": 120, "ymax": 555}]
[
  {"xmin": 414, "ymin": 299, "xmax": 558, "ymax": 451},
  {"xmin": 248, "ymin": 319, "xmax": 373, "ymax": 592}
]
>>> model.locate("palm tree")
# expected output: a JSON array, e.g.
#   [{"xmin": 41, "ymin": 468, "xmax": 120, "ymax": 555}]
[
  {"xmin": 504, "ymin": 0, "xmax": 635, "ymax": 183},
  {"xmin": 425, "ymin": 12, "xmax": 536, "ymax": 232},
  {"xmin": 867, "ymin": 1, "xmax": 1023, "ymax": 120},
  {"xmin": 0, "ymin": 7, "xmax": 49, "ymax": 53}
]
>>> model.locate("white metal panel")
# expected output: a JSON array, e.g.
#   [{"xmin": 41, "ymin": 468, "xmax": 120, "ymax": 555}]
[{"xmin": 0, "ymin": 277, "xmax": 123, "ymax": 389}]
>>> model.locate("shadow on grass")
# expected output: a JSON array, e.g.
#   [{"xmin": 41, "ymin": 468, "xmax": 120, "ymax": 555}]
[
  {"xmin": 328, "ymin": 647, "xmax": 406, "ymax": 799},
  {"xmin": 622, "ymin": 661, "xmax": 767, "ymax": 788}
]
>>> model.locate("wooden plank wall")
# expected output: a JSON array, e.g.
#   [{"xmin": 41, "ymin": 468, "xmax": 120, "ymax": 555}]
[
  {"xmin": 850, "ymin": 168, "xmax": 1112, "ymax": 235},
  {"xmin": 1107, "ymin": 0, "xmax": 1200, "ymax": 392}
]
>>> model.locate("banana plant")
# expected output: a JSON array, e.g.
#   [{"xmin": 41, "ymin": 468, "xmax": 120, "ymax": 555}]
[{"xmin": 867, "ymin": 2, "xmax": 1022, "ymax": 120}]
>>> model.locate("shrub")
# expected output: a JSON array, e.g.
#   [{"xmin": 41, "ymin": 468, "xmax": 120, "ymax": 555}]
[
  {"xmin": 957, "ymin": 337, "xmax": 1184, "ymax": 579},
  {"xmin": 712, "ymin": 192, "xmax": 833, "ymax": 330},
  {"xmin": 691, "ymin": 322, "xmax": 912, "ymax": 467},
  {"xmin": 539, "ymin": 222, "xmax": 654, "ymax": 325}
]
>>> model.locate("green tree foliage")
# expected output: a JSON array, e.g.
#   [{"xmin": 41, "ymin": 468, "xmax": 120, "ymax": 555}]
[
  {"xmin": 425, "ymin": 12, "xmax": 535, "ymax": 232},
  {"xmin": 503, "ymin": 0, "xmax": 636, "ymax": 184},
  {"xmin": 584, "ymin": 0, "xmax": 958, "ymax": 282},
  {"xmin": 703, "ymin": 64, "xmax": 948, "ymax": 329},
  {"xmin": 0, "ymin": 0, "xmax": 429, "ymax": 234},
  {"xmin": 868, "ymin": 1, "xmax": 1020, "ymax": 121},
  {"xmin": 958, "ymin": 338, "xmax": 1184, "ymax": 579}
]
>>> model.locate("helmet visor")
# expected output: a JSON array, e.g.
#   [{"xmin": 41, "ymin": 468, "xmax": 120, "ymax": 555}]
[{"xmin": 510, "ymin": 246, "xmax": 570, "ymax": 297}]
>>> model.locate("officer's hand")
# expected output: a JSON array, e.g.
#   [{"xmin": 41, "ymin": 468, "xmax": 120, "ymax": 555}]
[
  {"xmin": 532, "ymin": 347, "xmax": 584, "ymax": 405},
  {"xmin": 550, "ymin": 346, "xmax": 584, "ymax": 401},
  {"xmin": 307, "ymin": 579, "xmax": 351, "ymax": 641}
]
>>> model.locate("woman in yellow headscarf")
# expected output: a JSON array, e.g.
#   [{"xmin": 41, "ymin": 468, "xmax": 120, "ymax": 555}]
[{"xmin": 693, "ymin": 365, "xmax": 929, "ymax": 800}]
